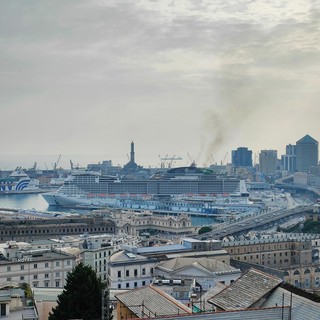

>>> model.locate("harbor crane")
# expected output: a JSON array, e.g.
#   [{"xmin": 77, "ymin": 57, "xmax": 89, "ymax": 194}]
[
  {"xmin": 53, "ymin": 154, "xmax": 61, "ymax": 171},
  {"xmin": 221, "ymin": 152, "xmax": 229, "ymax": 165},
  {"xmin": 187, "ymin": 152, "xmax": 196, "ymax": 167},
  {"xmin": 159, "ymin": 154, "xmax": 182, "ymax": 168}
]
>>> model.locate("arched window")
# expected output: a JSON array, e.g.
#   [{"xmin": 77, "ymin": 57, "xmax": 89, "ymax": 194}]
[
  {"xmin": 304, "ymin": 269, "xmax": 311, "ymax": 274},
  {"xmin": 293, "ymin": 270, "xmax": 300, "ymax": 275}
]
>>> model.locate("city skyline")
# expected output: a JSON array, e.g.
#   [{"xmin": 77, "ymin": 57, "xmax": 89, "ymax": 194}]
[
  {"xmin": 0, "ymin": 133, "xmax": 318, "ymax": 171},
  {"xmin": 1, "ymin": 1, "xmax": 320, "ymax": 168}
]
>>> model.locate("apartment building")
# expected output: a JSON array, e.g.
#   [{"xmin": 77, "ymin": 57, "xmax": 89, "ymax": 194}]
[
  {"xmin": 0, "ymin": 242, "xmax": 77, "ymax": 288},
  {"xmin": 224, "ymin": 238, "xmax": 312, "ymax": 269},
  {"xmin": 108, "ymin": 250, "xmax": 158, "ymax": 289}
]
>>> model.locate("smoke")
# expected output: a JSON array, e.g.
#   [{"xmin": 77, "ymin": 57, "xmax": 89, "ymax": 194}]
[{"xmin": 200, "ymin": 77, "xmax": 260, "ymax": 167}]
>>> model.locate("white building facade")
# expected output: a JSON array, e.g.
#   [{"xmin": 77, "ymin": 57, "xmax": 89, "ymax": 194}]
[{"xmin": 108, "ymin": 250, "xmax": 158, "ymax": 289}]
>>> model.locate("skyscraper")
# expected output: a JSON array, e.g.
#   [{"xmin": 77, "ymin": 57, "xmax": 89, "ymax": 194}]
[
  {"xmin": 281, "ymin": 144, "xmax": 296, "ymax": 173},
  {"xmin": 259, "ymin": 150, "xmax": 277, "ymax": 175},
  {"xmin": 231, "ymin": 147, "xmax": 253, "ymax": 167},
  {"xmin": 296, "ymin": 134, "xmax": 319, "ymax": 173}
]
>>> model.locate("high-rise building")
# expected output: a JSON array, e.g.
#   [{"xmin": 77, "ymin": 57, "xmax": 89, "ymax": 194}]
[
  {"xmin": 296, "ymin": 134, "xmax": 319, "ymax": 173},
  {"xmin": 281, "ymin": 144, "xmax": 296, "ymax": 173},
  {"xmin": 259, "ymin": 150, "xmax": 277, "ymax": 175},
  {"xmin": 231, "ymin": 147, "xmax": 253, "ymax": 167}
]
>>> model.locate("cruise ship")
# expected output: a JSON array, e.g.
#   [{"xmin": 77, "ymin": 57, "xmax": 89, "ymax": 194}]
[
  {"xmin": 41, "ymin": 166, "xmax": 262, "ymax": 214},
  {"xmin": 0, "ymin": 170, "xmax": 40, "ymax": 194}
]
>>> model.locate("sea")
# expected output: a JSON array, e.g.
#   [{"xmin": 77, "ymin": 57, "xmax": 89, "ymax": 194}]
[{"xmin": 0, "ymin": 193, "xmax": 217, "ymax": 227}]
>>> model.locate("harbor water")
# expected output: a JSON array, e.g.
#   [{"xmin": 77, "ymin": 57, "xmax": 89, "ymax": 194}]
[{"xmin": 0, "ymin": 194, "xmax": 216, "ymax": 227}]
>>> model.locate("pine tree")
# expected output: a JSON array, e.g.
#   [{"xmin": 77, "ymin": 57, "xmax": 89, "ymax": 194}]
[{"xmin": 49, "ymin": 263, "xmax": 103, "ymax": 320}]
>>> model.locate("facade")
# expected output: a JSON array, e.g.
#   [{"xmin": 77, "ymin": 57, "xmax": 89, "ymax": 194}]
[
  {"xmin": 281, "ymin": 144, "xmax": 296, "ymax": 173},
  {"xmin": 0, "ymin": 242, "xmax": 77, "ymax": 288},
  {"xmin": 223, "ymin": 238, "xmax": 312, "ymax": 269},
  {"xmin": 296, "ymin": 134, "xmax": 319, "ymax": 173},
  {"xmin": 108, "ymin": 250, "xmax": 158, "ymax": 289},
  {"xmin": 222, "ymin": 235, "xmax": 320, "ymax": 290},
  {"xmin": 155, "ymin": 256, "xmax": 241, "ymax": 290},
  {"xmin": 259, "ymin": 150, "xmax": 278, "ymax": 175},
  {"xmin": 0, "ymin": 215, "xmax": 115, "ymax": 242},
  {"xmin": 232, "ymin": 147, "xmax": 253, "ymax": 167},
  {"xmin": 109, "ymin": 210, "xmax": 194, "ymax": 235}
]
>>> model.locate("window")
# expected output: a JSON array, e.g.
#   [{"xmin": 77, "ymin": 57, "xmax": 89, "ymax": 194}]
[
  {"xmin": 34, "ymin": 275, "xmax": 38, "ymax": 280},
  {"xmin": 126, "ymin": 283, "xmax": 129, "ymax": 288},
  {"xmin": 6, "ymin": 277, "xmax": 11, "ymax": 282},
  {"xmin": 20, "ymin": 276, "xmax": 24, "ymax": 281},
  {"xmin": 55, "ymin": 272, "xmax": 60, "ymax": 277},
  {"xmin": 34, "ymin": 264, "xmax": 37, "ymax": 269},
  {"xmin": 134, "ymin": 282, "xmax": 137, "ymax": 288},
  {"xmin": 118, "ymin": 284, "xmax": 121, "ymax": 289},
  {"xmin": 134, "ymin": 269, "xmax": 138, "ymax": 277},
  {"xmin": 117, "ymin": 271, "xmax": 121, "ymax": 278},
  {"xmin": 142, "ymin": 281, "xmax": 146, "ymax": 286},
  {"xmin": 45, "ymin": 262, "xmax": 49, "ymax": 268},
  {"xmin": 55, "ymin": 261, "xmax": 60, "ymax": 267},
  {"xmin": 142, "ymin": 268, "xmax": 146, "ymax": 275},
  {"xmin": 67, "ymin": 260, "xmax": 71, "ymax": 266},
  {"xmin": 55, "ymin": 281, "xmax": 60, "ymax": 287},
  {"xmin": 45, "ymin": 274, "xmax": 49, "ymax": 278},
  {"xmin": 44, "ymin": 282, "xmax": 49, "ymax": 287},
  {"xmin": 6, "ymin": 266, "xmax": 11, "ymax": 272},
  {"xmin": 20, "ymin": 265, "xmax": 24, "ymax": 270},
  {"xmin": 126, "ymin": 270, "xmax": 129, "ymax": 277}
]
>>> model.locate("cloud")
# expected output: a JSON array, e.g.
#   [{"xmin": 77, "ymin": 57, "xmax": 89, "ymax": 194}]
[{"xmin": 0, "ymin": 0, "xmax": 319, "ymax": 168}]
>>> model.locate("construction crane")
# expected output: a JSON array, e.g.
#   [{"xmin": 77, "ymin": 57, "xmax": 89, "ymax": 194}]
[
  {"xmin": 53, "ymin": 154, "xmax": 61, "ymax": 171},
  {"xmin": 187, "ymin": 153, "xmax": 196, "ymax": 167},
  {"xmin": 222, "ymin": 152, "xmax": 229, "ymax": 165},
  {"xmin": 159, "ymin": 154, "xmax": 168, "ymax": 168}
]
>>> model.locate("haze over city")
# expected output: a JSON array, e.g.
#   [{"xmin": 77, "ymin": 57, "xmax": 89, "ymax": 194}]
[{"xmin": 1, "ymin": 0, "xmax": 320, "ymax": 169}]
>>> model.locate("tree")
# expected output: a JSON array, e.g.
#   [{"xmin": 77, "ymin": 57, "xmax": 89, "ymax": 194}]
[
  {"xmin": 49, "ymin": 263, "xmax": 103, "ymax": 320},
  {"xmin": 19, "ymin": 282, "xmax": 33, "ymax": 299},
  {"xmin": 198, "ymin": 226, "xmax": 213, "ymax": 235}
]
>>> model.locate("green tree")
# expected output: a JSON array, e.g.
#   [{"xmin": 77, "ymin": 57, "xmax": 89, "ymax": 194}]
[
  {"xmin": 198, "ymin": 226, "xmax": 213, "ymax": 234},
  {"xmin": 19, "ymin": 282, "xmax": 33, "ymax": 299},
  {"xmin": 49, "ymin": 263, "xmax": 103, "ymax": 320}
]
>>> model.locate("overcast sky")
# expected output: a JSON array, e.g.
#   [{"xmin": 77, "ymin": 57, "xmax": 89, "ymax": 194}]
[{"xmin": 0, "ymin": 0, "xmax": 319, "ymax": 169}]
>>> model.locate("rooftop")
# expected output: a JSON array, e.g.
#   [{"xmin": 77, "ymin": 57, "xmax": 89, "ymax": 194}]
[
  {"xmin": 157, "ymin": 257, "xmax": 238, "ymax": 275},
  {"xmin": 207, "ymin": 268, "xmax": 282, "ymax": 311},
  {"xmin": 116, "ymin": 285, "xmax": 191, "ymax": 318}
]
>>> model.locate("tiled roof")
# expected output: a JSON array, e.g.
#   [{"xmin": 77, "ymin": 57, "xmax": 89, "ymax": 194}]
[
  {"xmin": 138, "ymin": 307, "xmax": 290, "ymax": 320},
  {"xmin": 207, "ymin": 268, "xmax": 282, "ymax": 311},
  {"xmin": 262, "ymin": 286, "xmax": 320, "ymax": 320},
  {"xmin": 157, "ymin": 257, "xmax": 237, "ymax": 274},
  {"xmin": 115, "ymin": 285, "xmax": 191, "ymax": 318}
]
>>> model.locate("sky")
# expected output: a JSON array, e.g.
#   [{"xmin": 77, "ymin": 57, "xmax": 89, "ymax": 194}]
[{"xmin": 0, "ymin": 0, "xmax": 319, "ymax": 170}]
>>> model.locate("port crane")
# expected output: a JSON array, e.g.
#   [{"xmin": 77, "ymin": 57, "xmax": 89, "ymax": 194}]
[{"xmin": 159, "ymin": 154, "xmax": 182, "ymax": 168}]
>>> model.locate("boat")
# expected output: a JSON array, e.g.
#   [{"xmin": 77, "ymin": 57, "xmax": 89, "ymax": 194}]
[
  {"xmin": 41, "ymin": 166, "xmax": 262, "ymax": 214},
  {"xmin": 0, "ymin": 170, "xmax": 40, "ymax": 194}
]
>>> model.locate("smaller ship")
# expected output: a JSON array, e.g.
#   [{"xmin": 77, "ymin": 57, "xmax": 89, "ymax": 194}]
[{"xmin": 0, "ymin": 169, "xmax": 40, "ymax": 194}]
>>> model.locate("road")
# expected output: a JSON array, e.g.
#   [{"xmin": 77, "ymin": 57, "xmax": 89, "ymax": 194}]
[{"xmin": 198, "ymin": 204, "xmax": 313, "ymax": 240}]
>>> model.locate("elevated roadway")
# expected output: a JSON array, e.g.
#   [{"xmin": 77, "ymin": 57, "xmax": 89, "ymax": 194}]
[{"xmin": 199, "ymin": 204, "xmax": 313, "ymax": 240}]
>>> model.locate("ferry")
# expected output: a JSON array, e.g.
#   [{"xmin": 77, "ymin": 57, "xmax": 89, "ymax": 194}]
[{"xmin": 0, "ymin": 170, "xmax": 40, "ymax": 194}]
